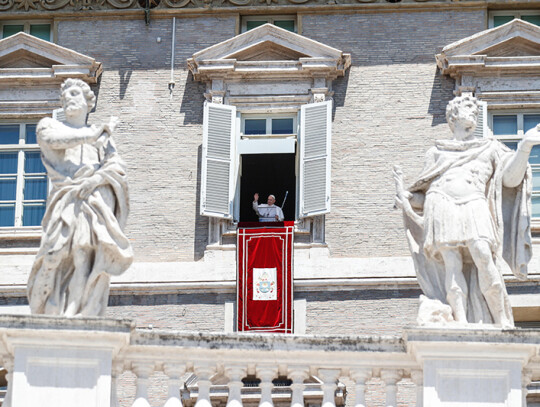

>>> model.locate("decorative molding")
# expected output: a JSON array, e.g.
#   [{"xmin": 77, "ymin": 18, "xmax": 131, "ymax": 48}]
[
  {"xmin": 188, "ymin": 23, "xmax": 351, "ymax": 82},
  {"xmin": 436, "ymin": 19, "xmax": 540, "ymax": 104},
  {"xmin": 0, "ymin": 32, "xmax": 102, "ymax": 83},
  {"xmin": 0, "ymin": 0, "xmax": 489, "ymax": 13}
]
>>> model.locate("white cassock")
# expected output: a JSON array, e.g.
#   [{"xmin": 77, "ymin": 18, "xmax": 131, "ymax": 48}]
[{"xmin": 252, "ymin": 202, "xmax": 284, "ymax": 222}]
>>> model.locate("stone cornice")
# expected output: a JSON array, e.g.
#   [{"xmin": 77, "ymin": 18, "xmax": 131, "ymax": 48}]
[
  {"xmin": 0, "ymin": 32, "xmax": 102, "ymax": 84},
  {"xmin": 0, "ymin": 0, "xmax": 495, "ymax": 16},
  {"xmin": 188, "ymin": 23, "xmax": 350, "ymax": 83}
]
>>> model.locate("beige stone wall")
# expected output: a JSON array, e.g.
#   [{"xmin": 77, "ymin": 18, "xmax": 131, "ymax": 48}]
[{"xmin": 55, "ymin": 11, "xmax": 487, "ymax": 262}]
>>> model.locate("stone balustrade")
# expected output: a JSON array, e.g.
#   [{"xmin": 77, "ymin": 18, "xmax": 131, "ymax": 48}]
[{"xmin": 0, "ymin": 316, "xmax": 539, "ymax": 407}]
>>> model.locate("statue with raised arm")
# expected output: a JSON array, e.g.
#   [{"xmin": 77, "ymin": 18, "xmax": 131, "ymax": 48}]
[
  {"xmin": 28, "ymin": 78, "xmax": 133, "ymax": 317},
  {"xmin": 394, "ymin": 95, "xmax": 539, "ymax": 328}
]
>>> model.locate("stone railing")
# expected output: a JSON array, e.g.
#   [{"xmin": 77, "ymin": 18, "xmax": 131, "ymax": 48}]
[{"xmin": 0, "ymin": 315, "xmax": 539, "ymax": 407}]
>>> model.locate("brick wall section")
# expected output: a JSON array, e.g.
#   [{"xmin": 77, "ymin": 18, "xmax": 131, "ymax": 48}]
[
  {"xmin": 301, "ymin": 10, "xmax": 486, "ymax": 257},
  {"xmin": 300, "ymin": 288, "xmax": 421, "ymax": 336},
  {"xmin": 106, "ymin": 292, "xmax": 234, "ymax": 330}
]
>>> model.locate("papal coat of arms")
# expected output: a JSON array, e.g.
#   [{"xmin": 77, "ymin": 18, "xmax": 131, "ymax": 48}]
[{"xmin": 253, "ymin": 268, "xmax": 277, "ymax": 301}]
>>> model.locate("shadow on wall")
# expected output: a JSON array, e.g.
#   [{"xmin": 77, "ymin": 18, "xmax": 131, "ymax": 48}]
[
  {"xmin": 331, "ymin": 69, "xmax": 350, "ymax": 121},
  {"xmin": 193, "ymin": 144, "xmax": 208, "ymax": 261},
  {"xmin": 119, "ymin": 69, "xmax": 133, "ymax": 100},
  {"xmin": 428, "ymin": 68, "xmax": 455, "ymax": 127},
  {"xmin": 89, "ymin": 75, "xmax": 102, "ymax": 114},
  {"xmin": 180, "ymin": 72, "xmax": 207, "ymax": 125}
]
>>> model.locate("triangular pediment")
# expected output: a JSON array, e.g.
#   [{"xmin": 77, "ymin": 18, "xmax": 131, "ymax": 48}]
[
  {"xmin": 0, "ymin": 32, "xmax": 101, "ymax": 82},
  {"xmin": 227, "ymin": 40, "xmax": 309, "ymax": 61},
  {"xmin": 192, "ymin": 24, "xmax": 345, "ymax": 61},
  {"xmin": 188, "ymin": 24, "xmax": 350, "ymax": 81},
  {"xmin": 476, "ymin": 36, "xmax": 540, "ymax": 57},
  {"xmin": 440, "ymin": 19, "xmax": 540, "ymax": 58}
]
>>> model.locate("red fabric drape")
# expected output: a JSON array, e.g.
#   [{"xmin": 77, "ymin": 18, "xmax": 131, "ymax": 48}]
[{"xmin": 237, "ymin": 222, "xmax": 293, "ymax": 333}]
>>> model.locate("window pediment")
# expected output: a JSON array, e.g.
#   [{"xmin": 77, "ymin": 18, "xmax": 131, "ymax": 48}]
[
  {"xmin": 188, "ymin": 23, "xmax": 350, "ymax": 81},
  {"xmin": 227, "ymin": 41, "xmax": 309, "ymax": 62},
  {"xmin": 0, "ymin": 32, "xmax": 102, "ymax": 83},
  {"xmin": 436, "ymin": 19, "xmax": 540, "ymax": 76}
]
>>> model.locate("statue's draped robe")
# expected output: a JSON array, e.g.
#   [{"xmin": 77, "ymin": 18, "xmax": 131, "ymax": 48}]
[
  {"xmin": 28, "ymin": 138, "xmax": 133, "ymax": 316},
  {"xmin": 404, "ymin": 138, "xmax": 532, "ymax": 324}
]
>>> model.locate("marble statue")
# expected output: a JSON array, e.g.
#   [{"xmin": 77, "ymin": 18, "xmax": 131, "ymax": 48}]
[
  {"xmin": 28, "ymin": 78, "xmax": 133, "ymax": 317},
  {"xmin": 394, "ymin": 95, "xmax": 540, "ymax": 328}
]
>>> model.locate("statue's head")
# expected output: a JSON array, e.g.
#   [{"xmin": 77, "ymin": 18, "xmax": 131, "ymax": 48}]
[
  {"xmin": 60, "ymin": 78, "xmax": 96, "ymax": 116},
  {"xmin": 446, "ymin": 95, "xmax": 479, "ymax": 138}
]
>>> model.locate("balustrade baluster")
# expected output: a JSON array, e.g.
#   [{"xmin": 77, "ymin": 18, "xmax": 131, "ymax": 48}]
[
  {"xmin": 350, "ymin": 369, "xmax": 372, "ymax": 407},
  {"xmin": 193, "ymin": 365, "xmax": 215, "ymax": 407},
  {"xmin": 111, "ymin": 361, "xmax": 125, "ymax": 407},
  {"xmin": 2, "ymin": 359, "xmax": 13, "ymax": 407},
  {"xmin": 163, "ymin": 363, "xmax": 186, "ymax": 407},
  {"xmin": 288, "ymin": 367, "xmax": 309, "ymax": 407},
  {"xmin": 318, "ymin": 369, "xmax": 341, "ymax": 407},
  {"xmin": 410, "ymin": 370, "xmax": 423, "ymax": 407},
  {"xmin": 225, "ymin": 366, "xmax": 246, "ymax": 407},
  {"xmin": 131, "ymin": 361, "xmax": 155, "ymax": 407},
  {"xmin": 257, "ymin": 366, "xmax": 277, "ymax": 407},
  {"xmin": 380, "ymin": 369, "xmax": 402, "ymax": 407},
  {"xmin": 522, "ymin": 369, "xmax": 533, "ymax": 407}
]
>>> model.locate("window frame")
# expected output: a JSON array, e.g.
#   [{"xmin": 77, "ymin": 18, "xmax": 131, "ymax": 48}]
[
  {"xmin": 240, "ymin": 15, "xmax": 297, "ymax": 34},
  {"xmin": 240, "ymin": 113, "xmax": 298, "ymax": 138},
  {"xmin": 0, "ymin": 122, "xmax": 48, "ymax": 229},
  {"xmin": 0, "ymin": 20, "xmax": 53, "ymax": 41},
  {"xmin": 488, "ymin": 110, "xmax": 540, "ymax": 221},
  {"xmin": 488, "ymin": 10, "xmax": 540, "ymax": 28}
]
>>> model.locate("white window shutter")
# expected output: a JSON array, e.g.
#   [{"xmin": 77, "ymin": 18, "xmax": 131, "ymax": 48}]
[
  {"xmin": 299, "ymin": 100, "xmax": 332, "ymax": 218},
  {"xmin": 200, "ymin": 101, "xmax": 236, "ymax": 219},
  {"xmin": 473, "ymin": 100, "xmax": 488, "ymax": 138}
]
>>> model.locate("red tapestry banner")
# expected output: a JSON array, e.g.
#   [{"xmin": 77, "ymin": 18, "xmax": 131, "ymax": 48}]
[{"xmin": 237, "ymin": 222, "xmax": 294, "ymax": 333}]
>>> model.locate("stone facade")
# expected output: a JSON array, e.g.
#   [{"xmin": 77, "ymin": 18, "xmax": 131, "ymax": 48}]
[{"xmin": 2, "ymin": 3, "xmax": 540, "ymax": 406}]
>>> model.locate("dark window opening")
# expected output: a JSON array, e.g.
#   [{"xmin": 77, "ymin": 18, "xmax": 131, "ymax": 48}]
[{"xmin": 240, "ymin": 153, "xmax": 296, "ymax": 222}]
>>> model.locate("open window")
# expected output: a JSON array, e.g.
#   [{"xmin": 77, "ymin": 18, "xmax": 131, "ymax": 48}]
[
  {"xmin": 201, "ymin": 101, "xmax": 332, "ymax": 222},
  {"xmin": 190, "ymin": 23, "xmax": 350, "ymax": 247}
]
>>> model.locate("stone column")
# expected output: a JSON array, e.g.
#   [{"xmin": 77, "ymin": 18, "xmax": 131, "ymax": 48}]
[
  {"xmin": 225, "ymin": 366, "xmax": 246, "ymax": 407},
  {"xmin": 350, "ymin": 369, "xmax": 372, "ymax": 407},
  {"xmin": 111, "ymin": 361, "xmax": 125, "ymax": 407},
  {"xmin": 163, "ymin": 363, "xmax": 186, "ymax": 407},
  {"xmin": 289, "ymin": 367, "xmax": 309, "ymax": 407},
  {"xmin": 194, "ymin": 365, "xmax": 215, "ymax": 407},
  {"xmin": 380, "ymin": 369, "xmax": 402, "ymax": 407},
  {"xmin": 131, "ymin": 361, "xmax": 155, "ymax": 407},
  {"xmin": 318, "ymin": 369, "xmax": 340, "ymax": 407},
  {"xmin": 257, "ymin": 366, "xmax": 277, "ymax": 407},
  {"xmin": 410, "ymin": 370, "xmax": 423, "ymax": 407}
]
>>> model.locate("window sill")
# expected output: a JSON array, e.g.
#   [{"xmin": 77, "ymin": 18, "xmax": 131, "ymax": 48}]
[{"xmin": 0, "ymin": 227, "xmax": 42, "ymax": 240}]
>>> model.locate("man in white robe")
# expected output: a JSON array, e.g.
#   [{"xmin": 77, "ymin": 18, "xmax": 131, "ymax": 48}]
[{"xmin": 253, "ymin": 193, "xmax": 284, "ymax": 222}]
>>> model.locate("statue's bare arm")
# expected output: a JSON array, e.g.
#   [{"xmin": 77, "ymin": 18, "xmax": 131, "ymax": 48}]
[
  {"xmin": 36, "ymin": 118, "xmax": 110, "ymax": 150},
  {"xmin": 503, "ymin": 124, "xmax": 540, "ymax": 188}
]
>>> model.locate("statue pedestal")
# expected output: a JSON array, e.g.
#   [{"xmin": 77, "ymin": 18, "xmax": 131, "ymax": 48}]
[
  {"xmin": 407, "ymin": 327, "xmax": 534, "ymax": 407},
  {"xmin": 0, "ymin": 315, "xmax": 132, "ymax": 407}
]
